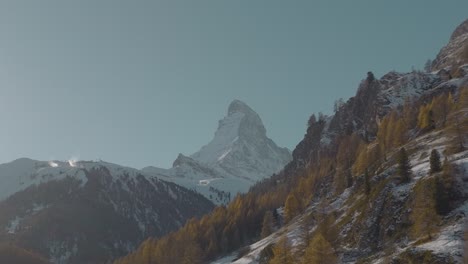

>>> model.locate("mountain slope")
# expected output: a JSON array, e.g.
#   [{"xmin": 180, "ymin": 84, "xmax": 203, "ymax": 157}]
[
  {"xmin": 115, "ymin": 18, "xmax": 468, "ymax": 264},
  {"xmin": 0, "ymin": 159, "xmax": 214, "ymax": 264},
  {"xmin": 143, "ymin": 100, "xmax": 291, "ymax": 204},
  {"xmin": 220, "ymin": 134, "xmax": 468, "ymax": 263},
  {"xmin": 432, "ymin": 19, "xmax": 468, "ymax": 72}
]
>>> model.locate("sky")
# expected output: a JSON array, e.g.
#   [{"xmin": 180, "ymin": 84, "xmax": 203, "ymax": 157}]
[{"xmin": 0, "ymin": 1, "xmax": 466, "ymax": 169}]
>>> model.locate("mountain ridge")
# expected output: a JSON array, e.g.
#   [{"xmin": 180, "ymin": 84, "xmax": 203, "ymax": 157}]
[{"xmin": 144, "ymin": 99, "xmax": 292, "ymax": 204}]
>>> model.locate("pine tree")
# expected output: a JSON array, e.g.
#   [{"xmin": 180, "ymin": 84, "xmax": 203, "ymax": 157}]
[
  {"xmin": 302, "ymin": 232, "xmax": 337, "ymax": 264},
  {"xmin": 397, "ymin": 148, "xmax": 412, "ymax": 183},
  {"xmin": 435, "ymin": 175, "xmax": 450, "ymax": 215},
  {"xmin": 429, "ymin": 149, "xmax": 442, "ymax": 174}
]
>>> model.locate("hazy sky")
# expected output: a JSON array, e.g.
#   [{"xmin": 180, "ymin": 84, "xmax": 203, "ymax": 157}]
[{"xmin": 0, "ymin": 1, "xmax": 466, "ymax": 168}]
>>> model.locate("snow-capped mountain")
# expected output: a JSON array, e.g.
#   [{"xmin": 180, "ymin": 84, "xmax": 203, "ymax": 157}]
[
  {"xmin": 143, "ymin": 100, "xmax": 292, "ymax": 204},
  {"xmin": 0, "ymin": 158, "xmax": 213, "ymax": 264}
]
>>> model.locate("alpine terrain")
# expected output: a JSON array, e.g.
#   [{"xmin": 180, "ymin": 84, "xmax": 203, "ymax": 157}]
[
  {"xmin": 115, "ymin": 19, "xmax": 468, "ymax": 264},
  {"xmin": 0, "ymin": 159, "xmax": 213, "ymax": 263},
  {"xmin": 143, "ymin": 100, "xmax": 292, "ymax": 204}
]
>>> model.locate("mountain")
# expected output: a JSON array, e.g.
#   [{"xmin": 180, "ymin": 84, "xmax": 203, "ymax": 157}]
[
  {"xmin": 217, "ymin": 19, "xmax": 468, "ymax": 264},
  {"xmin": 116, "ymin": 18, "xmax": 468, "ymax": 264},
  {"xmin": 0, "ymin": 158, "xmax": 214, "ymax": 264},
  {"xmin": 432, "ymin": 19, "xmax": 468, "ymax": 71},
  {"xmin": 143, "ymin": 100, "xmax": 292, "ymax": 204}
]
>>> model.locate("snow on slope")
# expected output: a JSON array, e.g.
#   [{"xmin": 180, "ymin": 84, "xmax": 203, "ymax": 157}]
[
  {"xmin": 191, "ymin": 111, "xmax": 245, "ymax": 165},
  {"xmin": 0, "ymin": 158, "xmax": 88, "ymax": 201},
  {"xmin": 378, "ymin": 71, "xmax": 439, "ymax": 109},
  {"xmin": 191, "ymin": 100, "xmax": 291, "ymax": 181},
  {"xmin": 0, "ymin": 158, "xmax": 164, "ymax": 202},
  {"xmin": 212, "ymin": 134, "xmax": 468, "ymax": 264},
  {"xmin": 144, "ymin": 100, "xmax": 292, "ymax": 204}
]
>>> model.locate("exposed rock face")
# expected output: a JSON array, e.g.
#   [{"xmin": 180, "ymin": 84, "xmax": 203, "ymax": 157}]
[
  {"xmin": 450, "ymin": 19, "xmax": 468, "ymax": 41},
  {"xmin": 144, "ymin": 100, "xmax": 292, "ymax": 204},
  {"xmin": 432, "ymin": 19, "xmax": 468, "ymax": 71},
  {"xmin": 191, "ymin": 100, "xmax": 291, "ymax": 180}
]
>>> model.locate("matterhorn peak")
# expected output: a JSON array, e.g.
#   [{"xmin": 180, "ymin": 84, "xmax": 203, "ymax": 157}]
[
  {"xmin": 189, "ymin": 100, "xmax": 291, "ymax": 181},
  {"xmin": 228, "ymin": 99, "xmax": 256, "ymax": 116}
]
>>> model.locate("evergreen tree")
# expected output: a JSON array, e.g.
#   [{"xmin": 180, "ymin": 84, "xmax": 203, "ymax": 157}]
[
  {"xmin": 302, "ymin": 232, "xmax": 337, "ymax": 264},
  {"xmin": 436, "ymin": 157, "xmax": 456, "ymax": 215},
  {"xmin": 367, "ymin": 71, "xmax": 375, "ymax": 83},
  {"xmin": 429, "ymin": 149, "xmax": 442, "ymax": 174},
  {"xmin": 307, "ymin": 114, "xmax": 317, "ymax": 127},
  {"xmin": 397, "ymin": 148, "xmax": 412, "ymax": 183},
  {"xmin": 435, "ymin": 175, "xmax": 450, "ymax": 215}
]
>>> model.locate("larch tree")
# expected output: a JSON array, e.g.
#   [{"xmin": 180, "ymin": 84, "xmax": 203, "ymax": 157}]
[
  {"xmin": 302, "ymin": 232, "xmax": 337, "ymax": 264},
  {"xmin": 284, "ymin": 193, "xmax": 300, "ymax": 223},
  {"xmin": 417, "ymin": 104, "xmax": 435, "ymax": 130},
  {"xmin": 393, "ymin": 118, "xmax": 407, "ymax": 147},
  {"xmin": 449, "ymin": 113, "xmax": 467, "ymax": 153},
  {"xmin": 269, "ymin": 236, "xmax": 294, "ymax": 264},
  {"xmin": 261, "ymin": 211, "xmax": 275, "ymax": 239},
  {"xmin": 182, "ymin": 239, "xmax": 203, "ymax": 264},
  {"xmin": 411, "ymin": 179, "xmax": 439, "ymax": 240}
]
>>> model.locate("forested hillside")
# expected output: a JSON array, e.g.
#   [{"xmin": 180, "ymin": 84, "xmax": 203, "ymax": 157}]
[{"xmin": 115, "ymin": 19, "xmax": 468, "ymax": 264}]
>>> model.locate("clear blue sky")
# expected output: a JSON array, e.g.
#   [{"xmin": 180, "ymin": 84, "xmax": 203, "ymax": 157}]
[{"xmin": 0, "ymin": 1, "xmax": 466, "ymax": 168}]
